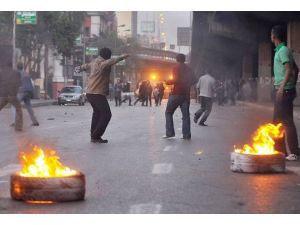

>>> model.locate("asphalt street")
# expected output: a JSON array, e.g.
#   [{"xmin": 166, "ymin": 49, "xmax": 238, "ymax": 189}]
[{"xmin": 1, "ymin": 100, "xmax": 300, "ymax": 213}]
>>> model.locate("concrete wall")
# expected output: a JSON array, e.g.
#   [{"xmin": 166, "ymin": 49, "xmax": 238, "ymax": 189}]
[
  {"xmin": 242, "ymin": 54, "xmax": 253, "ymax": 80},
  {"xmin": 257, "ymin": 42, "xmax": 273, "ymax": 102},
  {"xmin": 288, "ymin": 21, "xmax": 300, "ymax": 105}
]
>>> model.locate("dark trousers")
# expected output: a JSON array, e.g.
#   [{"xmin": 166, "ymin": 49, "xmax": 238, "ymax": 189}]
[
  {"xmin": 145, "ymin": 94, "xmax": 152, "ymax": 107},
  {"xmin": 86, "ymin": 94, "xmax": 112, "ymax": 139},
  {"xmin": 273, "ymin": 88, "xmax": 299, "ymax": 155},
  {"xmin": 20, "ymin": 91, "xmax": 38, "ymax": 124},
  {"xmin": 158, "ymin": 93, "xmax": 164, "ymax": 105},
  {"xmin": 134, "ymin": 96, "xmax": 145, "ymax": 106},
  {"xmin": 154, "ymin": 95, "xmax": 159, "ymax": 106},
  {"xmin": 115, "ymin": 92, "xmax": 122, "ymax": 106},
  {"xmin": 194, "ymin": 96, "xmax": 213, "ymax": 124},
  {"xmin": 165, "ymin": 95, "xmax": 191, "ymax": 138},
  {"xmin": 121, "ymin": 95, "xmax": 132, "ymax": 106}
]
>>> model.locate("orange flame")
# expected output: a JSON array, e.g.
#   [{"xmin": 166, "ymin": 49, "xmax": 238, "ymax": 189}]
[
  {"xmin": 234, "ymin": 123, "xmax": 284, "ymax": 155},
  {"xmin": 19, "ymin": 145, "xmax": 78, "ymax": 177}
]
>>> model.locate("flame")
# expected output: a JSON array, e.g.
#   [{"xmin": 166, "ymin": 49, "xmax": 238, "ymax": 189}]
[
  {"xmin": 234, "ymin": 123, "xmax": 284, "ymax": 155},
  {"xmin": 19, "ymin": 145, "xmax": 78, "ymax": 177}
]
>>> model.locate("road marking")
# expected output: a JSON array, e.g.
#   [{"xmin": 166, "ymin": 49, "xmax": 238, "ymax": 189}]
[
  {"xmin": 152, "ymin": 163, "xmax": 173, "ymax": 174},
  {"xmin": 129, "ymin": 203, "xmax": 162, "ymax": 214},
  {"xmin": 163, "ymin": 146, "xmax": 173, "ymax": 152},
  {"xmin": 286, "ymin": 166, "xmax": 300, "ymax": 175},
  {"xmin": 0, "ymin": 164, "xmax": 21, "ymax": 177}
]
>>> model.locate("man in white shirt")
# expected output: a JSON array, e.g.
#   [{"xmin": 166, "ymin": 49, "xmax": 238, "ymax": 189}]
[{"xmin": 194, "ymin": 70, "xmax": 216, "ymax": 126}]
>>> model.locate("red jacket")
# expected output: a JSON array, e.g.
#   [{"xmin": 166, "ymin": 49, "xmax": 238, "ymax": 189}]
[{"xmin": 166, "ymin": 63, "xmax": 196, "ymax": 96}]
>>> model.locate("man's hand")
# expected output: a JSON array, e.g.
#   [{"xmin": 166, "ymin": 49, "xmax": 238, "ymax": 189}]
[
  {"xmin": 121, "ymin": 54, "xmax": 129, "ymax": 59},
  {"xmin": 276, "ymin": 87, "xmax": 284, "ymax": 102},
  {"xmin": 74, "ymin": 66, "xmax": 81, "ymax": 73}
]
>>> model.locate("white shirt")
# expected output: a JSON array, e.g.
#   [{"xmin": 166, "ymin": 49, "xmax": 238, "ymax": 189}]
[{"xmin": 196, "ymin": 74, "xmax": 216, "ymax": 98}]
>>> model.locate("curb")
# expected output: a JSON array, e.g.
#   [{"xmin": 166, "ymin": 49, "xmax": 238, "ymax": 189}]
[
  {"xmin": 31, "ymin": 100, "xmax": 57, "ymax": 108},
  {"xmin": 238, "ymin": 101, "xmax": 300, "ymax": 120},
  {"xmin": 4, "ymin": 100, "xmax": 57, "ymax": 109}
]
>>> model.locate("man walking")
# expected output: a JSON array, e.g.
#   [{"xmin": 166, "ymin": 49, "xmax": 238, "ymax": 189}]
[
  {"xmin": 120, "ymin": 80, "xmax": 132, "ymax": 106},
  {"xmin": 76, "ymin": 48, "xmax": 128, "ymax": 143},
  {"xmin": 194, "ymin": 69, "xmax": 216, "ymax": 126},
  {"xmin": 0, "ymin": 61, "xmax": 23, "ymax": 131},
  {"xmin": 164, "ymin": 54, "xmax": 196, "ymax": 139},
  {"xmin": 271, "ymin": 25, "xmax": 300, "ymax": 161},
  {"xmin": 11, "ymin": 63, "xmax": 39, "ymax": 127}
]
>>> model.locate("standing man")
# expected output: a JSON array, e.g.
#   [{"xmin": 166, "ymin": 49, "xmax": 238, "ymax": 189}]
[
  {"xmin": 158, "ymin": 82, "xmax": 165, "ymax": 105},
  {"xmin": 76, "ymin": 48, "xmax": 129, "ymax": 143},
  {"xmin": 194, "ymin": 69, "xmax": 216, "ymax": 126},
  {"xmin": 271, "ymin": 25, "xmax": 300, "ymax": 160},
  {"xmin": 164, "ymin": 54, "xmax": 196, "ymax": 139},
  {"xmin": 114, "ymin": 78, "xmax": 122, "ymax": 107},
  {"xmin": 145, "ymin": 80, "xmax": 153, "ymax": 107},
  {"xmin": 0, "ymin": 61, "xmax": 23, "ymax": 131}
]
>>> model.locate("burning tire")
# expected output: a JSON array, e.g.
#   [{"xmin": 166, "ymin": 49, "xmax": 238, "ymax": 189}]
[
  {"xmin": 10, "ymin": 172, "xmax": 85, "ymax": 202},
  {"xmin": 231, "ymin": 152, "xmax": 286, "ymax": 173}
]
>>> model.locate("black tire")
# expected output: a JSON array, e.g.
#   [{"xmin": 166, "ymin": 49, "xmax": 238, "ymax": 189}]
[{"xmin": 10, "ymin": 173, "xmax": 86, "ymax": 202}]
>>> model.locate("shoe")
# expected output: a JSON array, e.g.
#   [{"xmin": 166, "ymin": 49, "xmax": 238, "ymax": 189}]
[
  {"xmin": 91, "ymin": 138, "xmax": 108, "ymax": 143},
  {"xmin": 162, "ymin": 135, "xmax": 175, "ymax": 139},
  {"xmin": 10, "ymin": 123, "xmax": 15, "ymax": 127},
  {"xmin": 199, "ymin": 122, "xmax": 208, "ymax": 126},
  {"xmin": 193, "ymin": 116, "xmax": 198, "ymax": 124},
  {"xmin": 32, "ymin": 122, "xmax": 39, "ymax": 126},
  {"xmin": 286, "ymin": 154, "xmax": 298, "ymax": 161},
  {"xmin": 181, "ymin": 136, "xmax": 191, "ymax": 140}
]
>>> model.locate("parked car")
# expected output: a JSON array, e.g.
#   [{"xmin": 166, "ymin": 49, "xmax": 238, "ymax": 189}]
[{"xmin": 58, "ymin": 86, "xmax": 85, "ymax": 106}]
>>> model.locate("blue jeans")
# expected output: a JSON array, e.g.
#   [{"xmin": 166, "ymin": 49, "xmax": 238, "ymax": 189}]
[{"xmin": 165, "ymin": 95, "xmax": 191, "ymax": 138}]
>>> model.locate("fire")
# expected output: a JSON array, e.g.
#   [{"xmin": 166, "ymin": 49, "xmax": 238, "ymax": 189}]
[
  {"xmin": 19, "ymin": 145, "xmax": 78, "ymax": 177},
  {"xmin": 234, "ymin": 123, "xmax": 284, "ymax": 155}
]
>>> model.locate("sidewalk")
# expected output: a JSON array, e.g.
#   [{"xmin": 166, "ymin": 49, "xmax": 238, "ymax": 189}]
[
  {"xmin": 4, "ymin": 99, "xmax": 57, "ymax": 109},
  {"xmin": 240, "ymin": 101, "xmax": 300, "ymax": 120}
]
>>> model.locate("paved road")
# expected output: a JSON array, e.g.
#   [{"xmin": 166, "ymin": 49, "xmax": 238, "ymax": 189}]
[{"xmin": 1, "ymin": 100, "xmax": 300, "ymax": 213}]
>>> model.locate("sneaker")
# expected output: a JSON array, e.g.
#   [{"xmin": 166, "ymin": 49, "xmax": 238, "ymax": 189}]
[
  {"xmin": 199, "ymin": 122, "xmax": 208, "ymax": 126},
  {"xmin": 32, "ymin": 122, "xmax": 39, "ymax": 126},
  {"xmin": 193, "ymin": 116, "xmax": 198, "ymax": 124},
  {"xmin": 286, "ymin": 154, "xmax": 298, "ymax": 161},
  {"xmin": 162, "ymin": 135, "xmax": 175, "ymax": 139}
]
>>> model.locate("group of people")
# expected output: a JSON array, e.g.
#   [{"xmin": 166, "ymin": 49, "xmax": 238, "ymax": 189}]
[
  {"xmin": 215, "ymin": 79, "xmax": 239, "ymax": 106},
  {"xmin": 0, "ymin": 62, "xmax": 39, "ymax": 132},
  {"xmin": 134, "ymin": 80, "xmax": 165, "ymax": 107},
  {"xmin": 113, "ymin": 79, "xmax": 132, "ymax": 107},
  {"xmin": 1, "ymin": 24, "xmax": 299, "ymax": 162}
]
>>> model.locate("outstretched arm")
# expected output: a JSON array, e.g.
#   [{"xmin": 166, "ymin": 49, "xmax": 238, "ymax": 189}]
[
  {"xmin": 102, "ymin": 54, "xmax": 129, "ymax": 68},
  {"xmin": 74, "ymin": 63, "xmax": 91, "ymax": 73}
]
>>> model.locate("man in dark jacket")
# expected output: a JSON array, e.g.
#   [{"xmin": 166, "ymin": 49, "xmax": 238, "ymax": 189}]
[
  {"xmin": 134, "ymin": 80, "xmax": 147, "ymax": 106},
  {"xmin": 0, "ymin": 61, "xmax": 23, "ymax": 131},
  {"xmin": 76, "ymin": 48, "xmax": 128, "ymax": 143},
  {"xmin": 163, "ymin": 54, "xmax": 197, "ymax": 139},
  {"xmin": 145, "ymin": 80, "xmax": 153, "ymax": 107}
]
